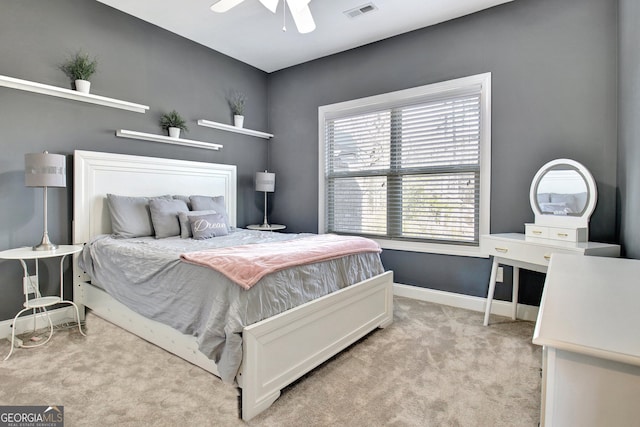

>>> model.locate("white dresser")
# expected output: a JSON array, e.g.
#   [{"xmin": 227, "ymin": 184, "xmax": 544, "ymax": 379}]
[
  {"xmin": 533, "ymin": 254, "xmax": 640, "ymax": 426},
  {"xmin": 480, "ymin": 233, "xmax": 619, "ymax": 325}
]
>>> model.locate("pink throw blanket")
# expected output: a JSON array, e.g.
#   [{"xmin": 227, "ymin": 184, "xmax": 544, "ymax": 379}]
[{"xmin": 180, "ymin": 234, "xmax": 381, "ymax": 290}]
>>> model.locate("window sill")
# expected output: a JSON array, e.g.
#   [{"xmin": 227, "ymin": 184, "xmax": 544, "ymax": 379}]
[{"xmin": 372, "ymin": 238, "xmax": 489, "ymax": 258}]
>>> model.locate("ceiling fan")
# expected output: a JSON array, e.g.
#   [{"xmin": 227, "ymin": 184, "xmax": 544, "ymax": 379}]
[{"xmin": 210, "ymin": 0, "xmax": 316, "ymax": 34}]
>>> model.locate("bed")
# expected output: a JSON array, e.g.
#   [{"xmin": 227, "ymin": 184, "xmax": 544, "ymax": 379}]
[{"xmin": 72, "ymin": 150, "xmax": 394, "ymax": 420}]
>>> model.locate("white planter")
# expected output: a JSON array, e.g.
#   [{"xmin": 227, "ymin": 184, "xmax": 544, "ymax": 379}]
[
  {"xmin": 168, "ymin": 127, "xmax": 181, "ymax": 138},
  {"xmin": 74, "ymin": 79, "xmax": 91, "ymax": 94},
  {"xmin": 234, "ymin": 114, "xmax": 244, "ymax": 128}
]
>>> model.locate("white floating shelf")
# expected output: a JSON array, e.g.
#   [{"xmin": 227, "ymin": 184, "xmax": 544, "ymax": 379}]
[
  {"xmin": 0, "ymin": 74, "xmax": 149, "ymax": 113},
  {"xmin": 197, "ymin": 119, "xmax": 273, "ymax": 139},
  {"xmin": 116, "ymin": 130, "xmax": 223, "ymax": 151}
]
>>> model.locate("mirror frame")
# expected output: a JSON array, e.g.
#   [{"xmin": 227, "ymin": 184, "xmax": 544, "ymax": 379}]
[{"xmin": 529, "ymin": 158, "xmax": 597, "ymax": 228}]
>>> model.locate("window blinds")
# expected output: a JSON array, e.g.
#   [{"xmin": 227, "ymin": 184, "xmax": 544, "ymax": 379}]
[{"xmin": 324, "ymin": 90, "xmax": 482, "ymax": 245}]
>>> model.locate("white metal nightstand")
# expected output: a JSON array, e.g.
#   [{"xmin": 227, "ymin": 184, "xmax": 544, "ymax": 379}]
[
  {"xmin": 246, "ymin": 224, "xmax": 286, "ymax": 231},
  {"xmin": 1, "ymin": 244, "xmax": 85, "ymax": 360}
]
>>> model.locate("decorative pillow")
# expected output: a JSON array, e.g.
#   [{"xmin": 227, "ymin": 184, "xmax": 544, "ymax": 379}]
[
  {"xmin": 172, "ymin": 195, "xmax": 192, "ymax": 210},
  {"xmin": 178, "ymin": 210, "xmax": 219, "ymax": 238},
  {"xmin": 107, "ymin": 194, "xmax": 172, "ymax": 238},
  {"xmin": 149, "ymin": 198, "xmax": 189, "ymax": 238},
  {"xmin": 550, "ymin": 193, "xmax": 578, "ymax": 213},
  {"xmin": 536, "ymin": 193, "xmax": 551, "ymax": 204},
  {"xmin": 189, "ymin": 195, "xmax": 231, "ymax": 231},
  {"xmin": 189, "ymin": 213, "xmax": 229, "ymax": 240}
]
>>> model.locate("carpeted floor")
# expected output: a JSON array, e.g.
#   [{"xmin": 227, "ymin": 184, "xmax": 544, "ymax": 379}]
[{"xmin": 0, "ymin": 297, "xmax": 541, "ymax": 426}]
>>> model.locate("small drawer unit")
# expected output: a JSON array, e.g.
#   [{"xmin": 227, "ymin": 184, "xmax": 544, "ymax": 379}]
[{"xmin": 525, "ymin": 223, "xmax": 588, "ymax": 242}]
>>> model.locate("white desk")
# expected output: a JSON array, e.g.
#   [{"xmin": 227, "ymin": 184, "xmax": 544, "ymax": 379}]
[
  {"xmin": 480, "ymin": 233, "xmax": 619, "ymax": 325},
  {"xmin": 533, "ymin": 254, "xmax": 640, "ymax": 426},
  {"xmin": 0, "ymin": 245, "xmax": 85, "ymax": 360}
]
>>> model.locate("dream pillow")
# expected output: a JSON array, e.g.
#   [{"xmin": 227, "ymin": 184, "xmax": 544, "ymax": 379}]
[
  {"xmin": 149, "ymin": 198, "xmax": 189, "ymax": 238},
  {"xmin": 189, "ymin": 195, "xmax": 231, "ymax": 231},
  {"xmin": 107, "ymin": 194, "xmax": 172, "ymax": 238},
  {"xmin": 178, "ymin": 210, "xmax": 218, "ymax": 238},
  {"xmin": 189, "ymin": 212, "xmax": 229, "ymax": 240}
]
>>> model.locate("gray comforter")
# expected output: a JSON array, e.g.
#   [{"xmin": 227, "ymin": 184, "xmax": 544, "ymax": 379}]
[{"xmin": 78, "ymin": 229, "xmax": 384, "ymax": 383}]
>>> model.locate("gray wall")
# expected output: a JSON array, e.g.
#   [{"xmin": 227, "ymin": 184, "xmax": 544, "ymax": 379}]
[
  {"xmin": 0, "ymin": 0, "xmax": 628, "ymax": 321},
  {"xmin": 267, "ymin": 0, "xmax": 619, "ymax": 304},
  {"xmin": 618, "ymin": 0, "xmax": 640, "ymax": 259},
  {"xmin": 0, "ymin": 0, "xmax": 269, "ymax": 320}
]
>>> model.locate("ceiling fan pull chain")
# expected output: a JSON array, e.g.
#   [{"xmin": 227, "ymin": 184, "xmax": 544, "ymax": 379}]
[{"xmin": 282, "ymin": 0, "xmax": 287, "ymax": 32}]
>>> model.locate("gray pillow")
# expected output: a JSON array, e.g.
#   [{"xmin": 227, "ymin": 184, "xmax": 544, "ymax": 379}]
[
  {"xmin": 189, "ymin": 195, "xmax": 231, "ymax": 231},
  {"xmin": 189, "ymin": 212, "xmax": 229, "ymax": 240},
  {"xmin": 107, "ymin": 194, "xmax": 172, "ymax": 238},
  {"xmin": 172, "ymin": 195, "xmax": 192, "ymax": 210},
  {"xmin": 149, "ymin": 198, "xmax": 189, "ymax": 238},
  {"xmin": 178, "ymin": 210, "xmax": 219, "ymax": 238},
  {"xmin": 550, "ymin": 193, "xmax": 578, "ymax": 213}
]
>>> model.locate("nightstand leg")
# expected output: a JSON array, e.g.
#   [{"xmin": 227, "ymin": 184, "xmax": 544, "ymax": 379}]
[
  {"xmin": 60, "ymin": 300, "xmax": 87, "ymax": 337},
  {"xmin": 484, "ymin": 259, "xmax": 499, "ymax": 326},
  {"xmin": 4, "ymin": 306, "xmax": 54, "ymax": 361}
]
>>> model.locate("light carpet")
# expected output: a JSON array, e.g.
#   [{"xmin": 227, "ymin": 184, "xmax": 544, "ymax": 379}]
[{"xmin": 0, "ymin": 297, "xmax": 541, "ymax": 426}]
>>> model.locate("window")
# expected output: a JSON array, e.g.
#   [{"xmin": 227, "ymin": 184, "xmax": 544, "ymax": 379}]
[{"xmin": 319, "ymin": 73, "xmax": 491, "ymax": 256}]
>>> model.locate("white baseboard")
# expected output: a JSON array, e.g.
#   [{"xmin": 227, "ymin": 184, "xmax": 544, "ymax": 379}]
[
  {"xmin": 0, "ymin": 306, "xmax": 78, "ymax": 341},
  {"xmin": 393, "ymin": 283, "xmax": 539, "ymax": 322}
]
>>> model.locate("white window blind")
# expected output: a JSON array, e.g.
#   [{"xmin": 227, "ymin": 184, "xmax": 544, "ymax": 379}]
[{"xmin": 320, "ymin": 74, "xmax": 490, "ymax": 253}]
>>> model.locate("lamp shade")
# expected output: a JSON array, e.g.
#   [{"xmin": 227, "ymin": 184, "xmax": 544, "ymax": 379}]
[
  {"xmin": 255, "ymin": 171, "xmax": 275, "ymax": 193},
  {"xmin": 25, "ymin": 152, "xmax": 66, "ymax": 188}
]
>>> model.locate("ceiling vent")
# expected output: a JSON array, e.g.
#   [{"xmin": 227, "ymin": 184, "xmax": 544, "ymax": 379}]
[{"xmin": 344, "ymin": 3, "xmax": 378, "ymax": 19}]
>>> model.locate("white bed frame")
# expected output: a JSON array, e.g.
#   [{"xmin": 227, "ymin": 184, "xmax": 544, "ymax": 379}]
[{"xmin": 72, "ymin": 150, "xmax": 394, "ymax": 420}]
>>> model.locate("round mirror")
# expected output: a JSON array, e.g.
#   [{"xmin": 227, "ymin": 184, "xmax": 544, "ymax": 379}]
[{"xmin": 529, "ymin": 159, "xmax": 597, "ymax": 227}]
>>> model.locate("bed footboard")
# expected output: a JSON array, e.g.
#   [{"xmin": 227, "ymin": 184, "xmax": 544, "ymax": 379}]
[
  {"xmin": 238, "ymin": 270, "xmax": 393, "ymax": 421},
  {"xmin": 73, "ymin": 271, "xmax": 393, "ymax": 421}
]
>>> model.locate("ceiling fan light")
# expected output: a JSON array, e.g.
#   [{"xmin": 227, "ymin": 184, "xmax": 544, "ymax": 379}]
[
  {"xmin": 258, "ymin": 0, "xmax": 279, "ymax": 13},
  {"xmin": 210, "ymin": 0, "xmax": 244, "ymax": 13},
  {"xmin": 285, "ymin": 0, "xmax": 310, "ymax": 11},
  {"xmin": 286, "ymin": 0, "xmax": 315, "ymax": 33}
]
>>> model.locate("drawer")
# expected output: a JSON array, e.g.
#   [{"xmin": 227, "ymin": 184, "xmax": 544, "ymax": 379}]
[
  {"xmin": 525, "ymin": 224, "xmax": 588, "ymax": 242},
  {"xmin": 548, "ymin": 226, "xmax": 587, "ymax": 242},
  {"xmin": 482, "ymin": 235, "xmax": 580, "ymax": 268},
  {"xmin": 484, "ymin": 238, "xmax": 528, "ymax": 261},
  {"xmin": 525, "ymin": 224, "xmax": 548, "ymax": 238}
]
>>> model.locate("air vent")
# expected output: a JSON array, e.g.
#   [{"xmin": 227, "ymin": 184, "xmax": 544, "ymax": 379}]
[{"xmin": 344, "ymin": 2, "xmax": 378, "ymax": 19}]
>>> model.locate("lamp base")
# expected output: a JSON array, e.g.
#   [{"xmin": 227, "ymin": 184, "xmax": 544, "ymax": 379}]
[
  {"xmin": 33, "ymin": 243, "xmax": 58, "ymax": 251},
  {"xmin": 33, "ymin": 234, "xmax": 57, "ymax": 251}
]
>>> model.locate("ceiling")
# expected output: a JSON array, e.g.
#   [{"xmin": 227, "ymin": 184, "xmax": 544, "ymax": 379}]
[{"xmin": 97, "ymin": 0, "xmax": 513, "ymax": 73}]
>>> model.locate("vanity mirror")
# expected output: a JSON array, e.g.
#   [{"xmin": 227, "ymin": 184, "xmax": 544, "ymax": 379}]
[{"xmin": 526, "ymin": 158, "xmax": 597, "ymax": 242}]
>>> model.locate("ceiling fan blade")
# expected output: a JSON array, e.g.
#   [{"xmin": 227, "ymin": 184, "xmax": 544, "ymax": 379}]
[
  {"xmin": 286, "ymin": 0, "xmax": 316, "ymax": 33},
  {"xmin": 258, "ymin": 0, "xmax": 279, "ymax": 13},
  {"xmin": 210, "ymin": 0, "xmax": 245, "ymax": 13}
]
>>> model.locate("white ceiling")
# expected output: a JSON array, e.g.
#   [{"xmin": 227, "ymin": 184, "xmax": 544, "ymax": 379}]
[{"xmin": 97, "ymin": 0, "xmax": 513, "ymax": 73}]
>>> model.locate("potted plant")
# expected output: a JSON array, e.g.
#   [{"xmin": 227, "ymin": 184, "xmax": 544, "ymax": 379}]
[
  {"xmin": 160, "ymin": 110, "xmax": 188, "ymax": 138},
  {"xmin": 227, "ymin": 91, "xmax": 247, "ymax": 128},
  {"xmin": 60, "ymin": 51, "xmax": 98, "ymax": 94}
]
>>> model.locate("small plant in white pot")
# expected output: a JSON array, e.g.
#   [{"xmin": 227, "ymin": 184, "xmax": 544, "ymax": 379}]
[
  {"xmin": 160, "ymin": 110, "xmax": 188, "ymax": 138},
  {"xmin": 228, "ymin": 91, "xmax": 247, "ymax": 128},
  {"xmin": 60, "ymin": 51, "xmax": 98, "ymax": 94}
]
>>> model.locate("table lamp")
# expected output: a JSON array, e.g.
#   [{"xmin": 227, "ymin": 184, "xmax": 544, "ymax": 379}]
[
  {"xmin": 25, "ymin": 151, "xmax": 66, "ymax": 251},
  {"xmin": 255, "ymin": 170, "xmax": 275, "ymax": 227}
]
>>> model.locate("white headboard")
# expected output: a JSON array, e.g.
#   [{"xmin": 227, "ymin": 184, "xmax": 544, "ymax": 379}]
[{"xmin": 73, "ymin": 150, "xmax": 237, "ymax": 246}]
